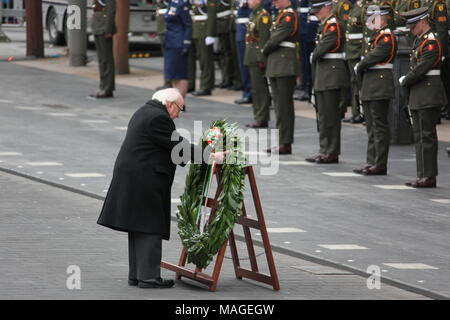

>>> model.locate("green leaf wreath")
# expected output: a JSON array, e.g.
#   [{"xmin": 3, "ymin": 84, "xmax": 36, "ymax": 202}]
[{"xmin": 176, "ymin": 120, "xmax": 247, "ymax": 269}]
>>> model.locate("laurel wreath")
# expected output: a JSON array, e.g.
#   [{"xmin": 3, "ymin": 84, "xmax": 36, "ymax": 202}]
[{"xmin": 176, "ymin": 120, "xmax": 247, "ymax": 269}]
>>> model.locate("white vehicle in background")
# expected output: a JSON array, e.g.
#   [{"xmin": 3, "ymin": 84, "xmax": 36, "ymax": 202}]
[{"xmin": 41, "ymin": 0, "xmax": 157, "ymax": 45}]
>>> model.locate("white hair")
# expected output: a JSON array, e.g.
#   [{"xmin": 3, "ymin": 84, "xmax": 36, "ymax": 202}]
[{"xmin": 152, "ymin": 88, "xmax": 182, "ymax": 105}]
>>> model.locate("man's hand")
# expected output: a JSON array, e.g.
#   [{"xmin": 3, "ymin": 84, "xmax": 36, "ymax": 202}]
[
  {"xmin": 104, "ymin": 33, "xmax": 113, "ymax": 39},
  {"xmin": 205, "ymin": 36, "xmax": 216, "ymax": 46},
  {"xmin": 399, "ymin": 75, "xmax": 406, "ymax": 86},
  {"xmin": 210, "ymin": 151, "xmax": 230, "ymax": 164}
]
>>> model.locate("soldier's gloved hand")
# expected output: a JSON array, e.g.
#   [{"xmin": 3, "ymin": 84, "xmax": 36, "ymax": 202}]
[
  {"xmin": 354, "ymin": 62, "xmax": 359, "ymax": 74},
  {"xmin": 205, "ymin": 36, "xmax": 216, "ymax": 46},
  {"xmin": 399, "ymin": 75, "xmax": 406, "ymax": 86},
  {"xmin": 181, "ymin": 47, "xmax": 189, "ymax": 56},
  {"xmin": 310, "ymin": 53, "xmax": 313, "ymax": 64}
]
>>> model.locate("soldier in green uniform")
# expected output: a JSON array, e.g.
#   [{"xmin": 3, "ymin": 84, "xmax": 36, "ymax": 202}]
[
  {"xmin": 89, "ymin": 0, "xmax": 116, "ymax": 99},
  {"xmin": 394, "ymin": 0, "xmax": 422, "ymax": 27},
  {"xmin": 305, "ymin": 0, "xmax": 348, "ymax": 163},
  {"xmin": 399, "ymin": 7, "xmax": 447, "ymax": 187},
  {"xmin": 353, "ymin": 6, "xmax": 397, "ymax": 175},
  {"xmin": 191, "ymin": 0, "xmax": 215, "ymax": 96},
  {"xmin": 343, "ymin": 0, "xmax": 365, "ymax": 123},
  {"xmin": 206, "ymin": 0, "xmax": 235, "ymax": 88},
  {"xmin": 244, "ymin": 0, "xmax": 272, "ymax": 128},
  {"xmin": 262, "ymin": 0, "xmax": 299, "ymax": 155},
  {"xmin": 445, "ymin": 0, "xmax": 450, "ymax": 119},
  {"xmin": 333, "ymin": 0, "xmax": 353, "ymax": 119},
  {"xmin": 155, "ymin": 0, "xmax": 172, "ymax": 90}
]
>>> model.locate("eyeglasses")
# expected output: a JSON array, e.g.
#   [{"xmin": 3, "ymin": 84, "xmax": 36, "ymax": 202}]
[{"xmin": 173, "ymin": 101, "xmax": 184, "ymax": 112}]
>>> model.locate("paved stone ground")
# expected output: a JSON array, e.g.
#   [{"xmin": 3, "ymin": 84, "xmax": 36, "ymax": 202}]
[
  {"xmin": 1, "ymin": 33, "xmax": 450, "ymax": 299},
  {"xmin": 0, "ymin": 171, "xmax": 427, "ymax": 300}
]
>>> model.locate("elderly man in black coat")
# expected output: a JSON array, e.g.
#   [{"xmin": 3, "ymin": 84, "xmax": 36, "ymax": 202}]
[{"xmin": 97, "ymin": 88, "xmax": 226, "ymax": 288}]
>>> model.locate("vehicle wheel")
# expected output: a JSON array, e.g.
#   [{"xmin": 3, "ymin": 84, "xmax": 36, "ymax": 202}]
[{"xmin": 47, "ymin": 8, "xmax": 65, "ymax": 46}]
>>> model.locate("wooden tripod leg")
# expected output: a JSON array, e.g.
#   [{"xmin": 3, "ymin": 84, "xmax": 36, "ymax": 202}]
[
  {"xmin": 210, "ymin": 240, "xmax": 228, "ymax": 292},
  {"xmin": 228, "ymin": 231, "xmax": 242, "ymax": 280},
  {"xmin": 242, "ymin": 203, "xmax": 259, "ymax": 272},
  {"xmin": 176, "ymin": 248, "xmax": 188, "ymax": 280},
  {"xmin": 247, "ymin": 166, "xmax": 281, "ymax": 291}
]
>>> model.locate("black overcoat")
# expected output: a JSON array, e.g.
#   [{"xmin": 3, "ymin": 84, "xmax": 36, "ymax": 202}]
[{"xmin": 97, "ymin": 100, "xmax": 201, "ymax": 240}]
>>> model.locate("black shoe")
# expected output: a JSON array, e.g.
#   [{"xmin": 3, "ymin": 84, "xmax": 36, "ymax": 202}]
[
  {"xmin": 138, "ymin": 277, "xmax": 175, "ymax": 289},
  {"xmin": 343, "ymin": 116, "xmax": 354, "ymax": 123},
  {"xmin": 234, "ymin": 97, "xmax": 252, "ymax": 104},
  {"xmin": 446, "ymin": 147, "xmax": 450, "ymax": 157},
  {"xmin": 216, "ymin": 82, "xmax": 233, "ymax": 89},
  {"xmin": 246, "ymin": 121, "xmax": 268, "ymax": 128},
  {"xmin": 128, "ymin": 279, "xmax": 138, "ymax": 286},
  {"xmin": 350, "ymin": 114, "xmax": 364, "ymax": 124},
  {"xmin": 192, "ymin": 89, "xmax": 211, "ymax": 96}
]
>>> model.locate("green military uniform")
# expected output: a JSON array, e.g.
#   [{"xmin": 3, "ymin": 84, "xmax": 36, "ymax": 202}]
[
  {"xmin": 356, "ymin": 7, "xmax": 397, "ymax": 173},
  {"xmin": 394, "ymin": 0, "xmax": 422, "ymax": 27},
  {"xmin": 92, "ymin": 0, "xmax": 116, "ymax": 94},
  {"xmin": 156, "ymin": 0, "xmax": 172, "ymax": 88},
  {"xmin": 345, "ymin": 0, "xmax": 364, "ymax": 120},
  {"xmin": 400, "ymin": 10, "xmax": 446, "ymax": 183},
  {"xmin": 262, "ymin": 5, "xmax": 299, "ymax": 151},
  {"xmin": 229, "ymin": 1, "xmax": 243, "ymax": 89},
  {"xmin": 333, "ymin": 0, "xmax": 353, "ymax": 117},
  {"xmin": 244, "ymin": 3, "xmax": 271, "ymax": 123},
  {"xmin": 192, "ymin": 1, "xmax": 215, "ymax": 94},
  {"xmin": 310, "ymin": 9, "xmax": 349, "ymax": 161},
  {"xmin": 207, "ymin": 0, "xmax": 235, "ymax": 87}
]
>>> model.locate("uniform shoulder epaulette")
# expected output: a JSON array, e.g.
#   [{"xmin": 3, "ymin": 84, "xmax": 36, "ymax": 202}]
[
  {"xmin": 383, "ymin": 28, "xmax": 392, "ymax": 34},
  {"xmin": 426, "ymin": 32, "xmax": 436, "ymax": 40}
]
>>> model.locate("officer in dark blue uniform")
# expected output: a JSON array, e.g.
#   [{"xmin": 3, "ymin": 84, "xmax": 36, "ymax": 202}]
[
  {"xmin": 234, "ymin": 0, "xmax": 253, "ymax": 104},
  {"xmin": 294, "ymin": 0, "xmax": 319, "ymax": 101},
  {"xmin": 164, "ymin": 0, "xmax": 192, "ymax": 100}
]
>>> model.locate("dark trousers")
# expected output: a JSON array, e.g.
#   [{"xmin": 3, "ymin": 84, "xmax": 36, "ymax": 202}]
[
  {"xmin": 219, "ymin": 33, "xmax": 234, "ymax": 84},
  {"xmin": 316, "ymin": 89, "xmax": 342, "ymax": 156},
  {"xmin": 158, "ymin": 34, "xmax": 172, "ymax": 87},
  {"xmin": 194, "ymin": 38, "xmax": 215, "ymax": 91},
  {"xmin": 411, "ymin": 107, "xmax": 441, "ymax": 178},
  {"xmin": 128, "ymin": 232, "xmax": 162, "ymax": 281},
  {"xmin": 249, "ymin": 65, "xmax": 271, "ymax": 121},
  {"xmin": 94, "ymin": 35, "xmax": 115, "ymax": 92},
  {"xmin": 441, "ymin": 57, "xmax": 450, "ymax": 114},
  {"xmin": 300, "ymin": 40, "xmax": 313, "ymax": 94},
  {"xmin": 347, "ymin": 58, "xmax": 361, "ymax": 117},
  {"xmin": 362, "ymin": 100, "xmax": 390, "ymax": 166},
  {"xmin": 236, "ymin": 40, "xmax": 252, "ymax": 99},
  {"xmin": 269, "ymin": 76, "xmax": 296, "ymax": 145}
]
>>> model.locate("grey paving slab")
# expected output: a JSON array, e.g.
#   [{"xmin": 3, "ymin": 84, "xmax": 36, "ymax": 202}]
[
  {"xmin": 0, "ymin": 60, "xmax": 449, "ymax": 298},
  {"xmin": 0, "ymin": 171, "xmax": 427, "ymax": 300}
]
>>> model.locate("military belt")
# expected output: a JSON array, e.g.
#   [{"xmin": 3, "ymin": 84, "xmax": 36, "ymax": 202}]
[
  {"xmin": 233, "ymin": 10, "xmax": 238, "ymax": 15},
  {"xmin": 426, "ymin": 70, "xmax": 441, "ymax": 76},
  {"xmin": 297, "ymin": 8, "xmax": 310, "ymax": 13},
  {"xmin": 193, "ymin": 15, "xmax": 207, "ymax": 21},
  {"xmin": 157, "ymin": 9, "xmax": 168, "ymax": 14},
  {"xmin": 217, "ymin": 10, "xmax": 232, "ymax": 18},
  {"xmin": 396, "ymin": 27, "xmax": 409, "ymax": 33},
  {"xmin": 323, "ymin": 53, "xmax": 345, "ymax": 59},
  {"xmin": 236, "ymin": 18, "xmax": 249, "ymax": 24},
  {"xmin": 280, "ymin": 41, "xmax": 296, "ymax": 48},
  {"xmin": 347, "ymin": 33, "xmax": 363, "ymax": 40},
  {"xmin": 369, "ymin": 63, "xmax": 393, "ymax": 70}
]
